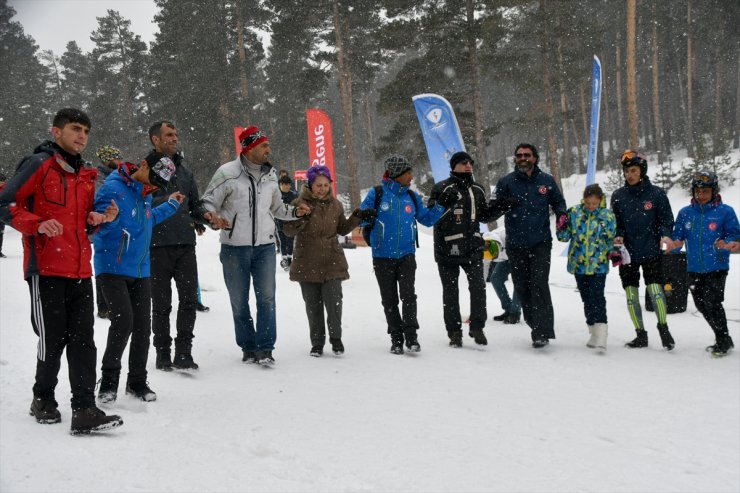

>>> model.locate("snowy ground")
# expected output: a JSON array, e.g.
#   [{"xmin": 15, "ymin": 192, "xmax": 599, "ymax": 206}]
[{"xmin": 1, "ymin": 162, "xmax": 738, "ymax": 492}]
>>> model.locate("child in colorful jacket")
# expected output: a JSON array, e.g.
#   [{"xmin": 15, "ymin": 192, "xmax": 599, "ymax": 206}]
[
  {"xmin": 667, "ymin": 170, "xmax": 740, "ymax": 357},
  {"xmin": 557, "ymin": 184, "xmax": 617, "ymax": 350}
]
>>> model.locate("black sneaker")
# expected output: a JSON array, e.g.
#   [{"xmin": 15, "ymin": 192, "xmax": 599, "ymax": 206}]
[
  {"xmin": 256, "ymin": 351, "xmax": 275, "ymax": 367},
  {"xmin": 310, "ymin": 346, "xmax": 323, "ymax": 357},
  {"xmin": 242, "ymin": 350, "xmax": 257, "ymax": 363},
  {"xmin": 492, "ymin": 312, "xmax": 507, "ymax": 321},
  {"xmin": 155, "ymin": 352, "xmax": 173, "ymax": 372},
  {"xmin": 503, "ymin": 312, "xmax": 521, "ymax": 324},
  {"xmin": 125, "ymin": 381, "xmax": 157, "ymax": 402},
  {"xmin": 172, "ymin": 353, "xmax": 199, "ymax": 370},
  {"xmin": 97, "ymin": 372, "xmax": 119, "ymax": 404},
  {"xmin": 532, "ymin": 338, "xmax": 550, "ymax": 349},
  {"xmin": 330, "ymin": 338, "xmax": 344, "ymax": 355},
  {"xmin": 625, "ymin": 330, "xmax": 648, "ymax": 348},
  {"xmin": 70, "ymin": 407, "xmax": 123, "ymax": 435},
  {"xmin": 657, "ymin": 323, "xmax": 675, "ymax": 351},
  {"xmin": 469, "ymin": 329, "xmax": 488, "ymax": 346},
  {"xmin": 449, "ymin": 330, "xmax": 463, "ymax": 348},
  {"xmin": 97, "ymin": 309, "xmax": 109, "ymax": 319},
  {"xmin": 196, "ymin": 303, "xmax": 210, "ymax": 312},
  {"xmin": 29, "ymin": 398, "xmax": 61, "ymax": 424}
]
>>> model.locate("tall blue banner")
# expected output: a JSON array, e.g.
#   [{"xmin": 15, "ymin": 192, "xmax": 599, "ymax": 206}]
[
  {"xmin": 586, "ymin": 55, "xmax": 602, "ymax": 185},
  {"xmin": 412, "ymin": 94, "xmax": 465, "ymax": 183}
]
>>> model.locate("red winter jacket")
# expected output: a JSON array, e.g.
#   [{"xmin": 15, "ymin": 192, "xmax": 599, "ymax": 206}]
[{"xmin": 0, "ymin": 141, "xmax": 98, "ymax": 279}]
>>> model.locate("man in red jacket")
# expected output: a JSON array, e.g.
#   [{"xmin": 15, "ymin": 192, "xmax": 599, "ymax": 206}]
[{"xmin": 0, "ymin": 108, "xmax": 123, "ymax": 435}]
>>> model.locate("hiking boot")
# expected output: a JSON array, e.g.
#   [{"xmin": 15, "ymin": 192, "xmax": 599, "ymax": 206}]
[
  {"xmin": 657, "ymin": 323, "xmax": 675, "ymax": 351},
  {"xmin": 29, "ymin": 398, "xmax": 61, "ymax": 424},
  {"xmin": 125, "ymin": 381, "xmax": 157, "ymax": 402},
  {"xmin": 493, "ymin": 312, "xmax": 507, "ymax": 321},
  {"xmin": 256, "ymin": 351, "xmax": 275, "ymax": 367},
  {"xmin": 469, "ymin": 328, "xmax": 488, "ymax": 346},
  {"xmin": 97, "ymin": 372, "xmax": 119, "ymax": 404},
  {"xmin": 707, "ymin": 334, "xmax": 734, "ymax": 357},
  {"xmin": 70, "ymin": 406, "xmax": 123, "ymax": 435},
  {"xmin": 196, "ymin": 303, "xmax": 210, "ymax": 312},
  {"xmin": 155, "ymin": 351, "xmax": 173, "ymax": 372},
  {"xmin": 448, "ymin": 330, "xmax": 463, "ymax": 348},
  {"xmin": 310, "ymin": 345, "xmax": 323, "ymax": 357},
  {"xmin": 405, "ymin": 331, "xmax": 421, "ymax": 352},
  {"xmin": 390, "ymin": 332, "xmax": 404, "ymax": 355},
  {"xmin": 625, "ymin": 330, "xmax": 648, "ymax": 348},
  {"xmin": 330, "ymin": 338, "xmax": 344, "ymax": 355},
  {"xmin": 532, "ymin": 338, "xmax": 550, "ymax": 349},
  {"xmin": 172, "ymin": 353, "xmax": 199, "ymax": 370},
  {"xmin": 503, "ymin": 312, "xmax": 520, "ymax": 324},
  {"xmin": 242, "ymin": 350, "xmax": 257, "ymax": 363}
]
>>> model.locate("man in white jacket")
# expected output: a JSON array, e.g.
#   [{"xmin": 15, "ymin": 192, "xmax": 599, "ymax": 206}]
[{"xmin": 200, "ymin": 126, "xmax": 311, "ymax": 366}]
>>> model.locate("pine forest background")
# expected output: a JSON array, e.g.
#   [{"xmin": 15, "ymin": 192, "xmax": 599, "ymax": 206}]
[{"xmin": 1, "ymin": 0, "xmax": 738, "ymax": 207}]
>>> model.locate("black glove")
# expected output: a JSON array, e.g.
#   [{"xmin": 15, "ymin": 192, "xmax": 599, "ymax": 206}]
[
  {"xmin": 494, "ymin": 196, "xmax": 519, "ymax": 214},
  {"xmin": 436, "ymin": 188, "xmax": 459, "ymax": 208},
  {"xmin": 352, "ymin": 208, "xmax": 377, "ymax": 222}
]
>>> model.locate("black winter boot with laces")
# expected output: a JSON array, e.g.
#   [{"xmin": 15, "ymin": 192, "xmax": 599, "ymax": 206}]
[
  {"xmin": 125, "ymin": 381, "xmax": 157, "ymax": 402},
  {"xmin": 625, "ymin": 329, "xmax": 648, "ymax": 348},
  {"xmin": 390, "ymin": 332, "xmax": 405, "ymax": 355},
  {"xmin": 330, "ymin": 338, "xmax": 344, "ymax": 355},
  {"xmin": 449, "ymin": 330, "xmax": 463, "ymax": 348},
  {"xmin": 70, "ymin": 406, "xmax": 123, "ymax": 435},
  {"xmin": 97, "ymin": 371, "xmax": 120, "ymax": 404},
  {"xmin": 405, "ymin": 330, "xmax": 421, "ymax": 352},
  {"xmin": 29, "ymin": 397, "xmax": 61, "ymax": 424}
]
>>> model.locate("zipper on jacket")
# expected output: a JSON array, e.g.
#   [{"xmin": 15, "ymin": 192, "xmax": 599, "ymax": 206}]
[
  {"xmin": 698, "ymin": 206, "xmax": 705, "ymax": 272},
  {"xmin": 248, "ymin": 175, "xmax": 257, "ymax": 246}
]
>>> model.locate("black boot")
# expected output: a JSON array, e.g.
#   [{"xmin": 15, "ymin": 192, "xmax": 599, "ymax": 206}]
[
  {"xmin": 405, "ymin": 330, "xmax": 421, "ymax": 352},
  {"xmin": 469, "ymin": 328, "xmax": 488, "ymax": 346},
  {"xmin": 97, "ymin": 371, "xmax": 120, "ymax": 404},
  {"xmin": 242, "ymin": 350, "xmax": 257, "ymax": 363},
  {"xmin": 503, "ymin": 312, "xmax": 521, "ymax": 324},
  {"xmin": 330, "ymin": 338, "xmax": 344, "ymax": 355},
  {"xmin": 125, "ymin": 381, "xmax": 157, "ymax": 402},
  {"xmin": 29, "ymin": 397, "xmax": 61, "ymax": 424},
  {"xmin": 625, "ymin": 329, "xmax": 648, "ymax": 348},
  {"xmin": 70, "ymin": 406, "xmax": 123, "ymax": 435},
  {"xmin": 155, "ymin": 351, "xmax": 173, "ymax": 372},
  {"xmin": 256, "ymin": 350, "xmax": 275, "ymax": 367},
  {"xmin": 657, "ymin": 323, "xmax": 675, "ymax": 351},
  {"xmin": 448, "ymin": 330, "xmax": 463, "ymax": 348},
  {"xmin": 492, "ymin": 312, "xmax": 507, "ymax": 321},
  {"xmin": 707, "ymin": 333, "xmax": 734, "ymax": 357},
  {"xmin": 172, "ymin": 352, "xmax": 199, "ymax": 370},
  {"xmin": 390, "ymin": 332, "xmax": 404, "ymax": 355},
  {"xmin": 310, "ymin": 345, "xmax": 323, "ymax": 357}
]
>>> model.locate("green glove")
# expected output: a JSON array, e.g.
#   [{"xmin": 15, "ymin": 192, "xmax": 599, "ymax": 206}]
[{"xmin": 488, "ymin": 240, "xmax": 500, "ymax": 259}]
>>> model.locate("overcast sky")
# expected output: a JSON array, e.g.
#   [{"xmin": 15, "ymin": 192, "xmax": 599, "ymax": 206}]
[{"xmin": 9, "ymin": 0, "xmax": 159, "ymax": 54}]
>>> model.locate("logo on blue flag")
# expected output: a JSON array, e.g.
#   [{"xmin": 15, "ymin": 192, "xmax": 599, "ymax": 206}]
[{"xmin": 413, "ymin": 94, "xmax": 465, "ymax": 183}]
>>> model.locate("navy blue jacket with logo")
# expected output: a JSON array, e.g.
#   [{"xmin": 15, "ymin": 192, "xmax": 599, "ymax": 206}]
[
  {"xmin": 610, "ymin": 176, "xmax": 674, "ymax": 264},
  {"xmin": 494, "ymin": 166, "xmax": 566, "ymax": 248}
]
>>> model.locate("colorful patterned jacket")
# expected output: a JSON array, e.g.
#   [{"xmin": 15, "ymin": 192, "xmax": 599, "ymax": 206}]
[{"xmin": 557, "ymin": 199, "xmax": 617, "ymax": 275}]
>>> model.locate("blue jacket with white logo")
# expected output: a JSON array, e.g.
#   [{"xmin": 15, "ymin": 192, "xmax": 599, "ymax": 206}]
[
  {"xmin": 671, "ymin": 195, "xmax": 740, "ymax": 273},
  {"xmin": 360, "ymin": 178, "xmax": 446, "ymax": 259},
  {"xmin": 93, "ymin": 164, "xmax": 180, "ymax": 278}
]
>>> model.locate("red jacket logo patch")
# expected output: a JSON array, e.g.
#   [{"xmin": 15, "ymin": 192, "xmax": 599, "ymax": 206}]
[
  {"xmin": 644, "ymin": 201, "xmax": 653, "ymax": 210},
  {"xmin": 538, "ymin": 186, "xmax": 547, "ymax": 195},
  {"xmin": 708, "ymin": 222, "xmax": 717, "ymax": 231},
  {"xmin": 405, "ymin": 204, "xmax": 413, "ymax": 214}
]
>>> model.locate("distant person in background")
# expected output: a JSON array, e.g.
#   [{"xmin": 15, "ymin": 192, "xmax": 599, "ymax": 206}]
[
  {"xmin": 193, "ymin": 222, "xmax": 210, "ymax": 312},
  {"xmin": 494, "ymin": 143, "xmax": 566, "ymax": 349},
  {"xmin": 667, "ymin": 170, "xmax": 740, "ymax": 357},
  {"xmin": 556, "ymin": 184, "xmax": 616, "ymax": 351},
  {"xmin": 93, "ymin": 145, "xmax": 123, "ymax": 319},
  {"xmin": 611, "ymin": 150, "xmax": 675, "ymax": 350},
  {"xmin": 484, "ymin": 226, "xmax": 521, "ymax": 325},
  {"xmin": 0, "ymin": 172, "xmax": 7, "ymax": 258},
  {"xmin": 276, "ymin": 174, "xmax": 298, "ymax": 271}
]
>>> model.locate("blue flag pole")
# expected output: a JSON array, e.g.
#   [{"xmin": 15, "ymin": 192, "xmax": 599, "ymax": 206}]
[
  {"xmin": 586, "ymin": 55, "xmax": 602, "ymax": 185},
  {"xmin": 412, "ymin": 94, "xmax": 465, "ymax": 183}
]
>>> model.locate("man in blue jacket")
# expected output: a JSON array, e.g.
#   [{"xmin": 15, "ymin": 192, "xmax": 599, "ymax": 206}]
[
  {"xmin": 611, "ymin": 150, "xmax": 675, "ymax": 350},
  {"xmin": 361, "ymin": 155, "xmax": 456, "ymax": 354},
  {"xmin": 667, "ymin": 170, "xmax": 739, "ymax": 356},
  {"xmin": 494, "ymin": 144, "xmax": 566, "ymax": 348}
]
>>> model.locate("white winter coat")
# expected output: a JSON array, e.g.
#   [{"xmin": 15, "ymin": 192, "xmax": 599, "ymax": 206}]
[
  {"xmin": 201, "ymin": 156, "xmax": 298, "ymax": 246},
  {"xmin": 482, "ymin": 226, "xmax": 509, "ymax": 262}
]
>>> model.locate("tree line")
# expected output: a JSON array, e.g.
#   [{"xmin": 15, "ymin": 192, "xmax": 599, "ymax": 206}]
[{"xmin": 1, "ymin": 0, "xmax": 737, "ymax": 206}]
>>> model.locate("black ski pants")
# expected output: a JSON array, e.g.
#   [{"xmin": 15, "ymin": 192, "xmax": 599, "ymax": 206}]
[
  {"xmin": 299, "ymin": 279, "xmax": 343, "ymax": 347},
  {"xmin": 373, "ymin": 255, "xmax": 418, "ymax": 336},
  {"xmin": 437, "ymin": 258, "xmax": 487, "ymax": 332},
  {"xmin": 508, "ymin": 241, "xmax": 556, "ymax": 341},
  {"xmin": 151, "ymin": 245, "xmax": 198, "ymax": 356},
  {"xmin": 97, "ymin": 274, "xmax": 152, "ymax": 385},
  {"xmin": 688, "ymin": 270, "xmax": 729, "ymax": 337},
  {"xmin": 27, "ymin": 275, "xmax": 96, "ymax": 410}
]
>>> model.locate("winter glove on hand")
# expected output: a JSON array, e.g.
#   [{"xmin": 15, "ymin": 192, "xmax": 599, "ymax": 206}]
[
  {"xmin": 499, "ymin": 196, "xmax": 520, "ymax": 213},
  {"xmin": 352, "ymin": 208, "xmax": 377, "ymax": 222},
  {"xmin": 608, "ymin": 249, "xmax": 623, "ymax": 267},
  {"xmin": 556, "ymin": 213, "xmax": 568, "ymax": 233},
  {"xmin": 436, "ymin": 188, "xmax": 458, "ymax": 208}
]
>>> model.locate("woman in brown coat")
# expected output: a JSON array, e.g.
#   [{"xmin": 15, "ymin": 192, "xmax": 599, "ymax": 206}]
[{"xmin": 283, "ymin": 165, "xmax": 376, "ymax": 356}]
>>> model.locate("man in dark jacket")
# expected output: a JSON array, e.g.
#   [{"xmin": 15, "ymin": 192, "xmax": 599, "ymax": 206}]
[
  {"xmin": 611, "ymin": 150, "xmax": 675, "ymax": 350},
  {"xmin": 148, "ymin": 121, "xmax": 212, "ymax": 371},
  {"xmin": 494, "ymin": 143, "xmax": 567, "ymax": 348},
  {"xmin": 428, "ymin": 151, "xmax": 505, "ymax": 347}
]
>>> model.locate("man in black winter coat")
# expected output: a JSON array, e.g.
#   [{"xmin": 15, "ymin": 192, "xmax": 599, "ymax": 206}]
[
  {"xmin": 428, "ymin": 151, "xmax": 506, "ymax": 347},
  {"xmin": 494, "ymin": 143, "xmax": 567, "ymax": 348}
]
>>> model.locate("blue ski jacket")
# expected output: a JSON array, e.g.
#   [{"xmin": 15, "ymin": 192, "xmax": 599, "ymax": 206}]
[
  {"xmin": 494, "ymin": 166, "xmax": 567, "ymax": 248},
  {"xmin": 93, "ymin": 164, "xmax": 180, "ymax": 278},
  {"xmin": 360, "ymin": 178, "xmax": 446, "ymax": 259},
  {"xmin": 610, "ymin": 176, "xmax": 674, "ymax": 264},
  {"xmin": 671, "ymin": 195, "xmax": 740, "ymax": 273}
]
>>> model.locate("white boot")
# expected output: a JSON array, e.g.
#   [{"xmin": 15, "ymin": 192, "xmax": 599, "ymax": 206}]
[
  {"xmin": 593, "ymin": 323, "xmax": 608, "ymax": 351},
  {"xmin": 586, "ymin": 324, "xmax": 598, "ymax": 348}
]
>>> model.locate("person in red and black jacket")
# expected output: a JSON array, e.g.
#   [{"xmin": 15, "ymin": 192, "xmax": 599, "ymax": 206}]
[{"xmin": 0, "ymin": 108, "xmax": 123, "ymax": 435}]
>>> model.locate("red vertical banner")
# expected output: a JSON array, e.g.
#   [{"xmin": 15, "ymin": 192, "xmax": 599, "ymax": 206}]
[
  {"xmin": 233, "ymin": 126, "xmax": 247, "ymax": 155},
  {"xmin": 306, "ymin": 109, "xmax": 336, "ymax": 196}
]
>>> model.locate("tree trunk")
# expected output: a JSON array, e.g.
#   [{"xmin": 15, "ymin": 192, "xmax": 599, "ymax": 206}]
[
  {"xmin": 615, "ymin": 30, "xmax": 626, "ymax": 147},
  {"xmin": 571, "ymin": 117, "xmax": 585, "ymax": 174},
  {"xmin": 466, "ymin": 0, "xmax": 490, "ymax": 192},
  {"xmin": 650, "ymin": 3, "xmax": 664, "ymax": 163},
  {"xmin": 235, "ymin": 4, "xmax": 250, "ymax": 113},
  {"xmin": 712, "ymin": 13, "xmax": 726, "ymax": 156},
  {"xmin": 540, "ymin": 0, "xmax": 562, "ymax": 190},
  {"xmin": 363, "ymin": 94, "xmax": 379, "ymax": 178},
  {"xmin": 332, "ymin": 0, "xmax": 360, "ymax": 207},
  {"xmin": 555, "ymin": 15, "xmax": 572, "ymax": 176},
  {"xmin": 579, "ymin": 82, "xmax": 589, "ymax": 150},
  {"xmin": 686, "ymin": 0, "xmax": 695, "ymax": 157},
  {"xmin": 603, "ymin": 79, "xmax": 615, "ymax": 164},
  {"xmin": 626, "ymin": 0, "xmax": 639, "ymax": 149},
  {"xmin": 735, "ymin": 43, "xmax": 740, "ymax": 149}
]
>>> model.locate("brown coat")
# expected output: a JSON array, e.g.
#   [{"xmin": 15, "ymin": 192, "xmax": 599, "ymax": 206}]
[{"xmin": 283, "ymin": 186, "xmax": 360, "ymax": 283}]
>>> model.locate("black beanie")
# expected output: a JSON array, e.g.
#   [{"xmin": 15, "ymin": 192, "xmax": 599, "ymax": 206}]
[{"xmin": 450, "ymin": 151, "xmax": 474, "ymax": 169}]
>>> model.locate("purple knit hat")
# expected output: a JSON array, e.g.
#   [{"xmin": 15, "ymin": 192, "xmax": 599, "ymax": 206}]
[{"xmin": 306, "ymin": 165, "xmax": 333, "ymax": 185}]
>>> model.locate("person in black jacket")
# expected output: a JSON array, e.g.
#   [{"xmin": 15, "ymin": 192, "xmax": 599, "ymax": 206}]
[
  {"xmin": 428, "ymin": 151, "xmax": 505, "ymax": 347},
  {"xmin": 611, "ymin": 150, "xmax": 675, "ymax": 350},
  {"xmin": 276, "ymin": 174, "xmax": 298, "ymax": 271},
  {"xmin": 493, "ymin": 144, "xmax": 566, "ymax": 348},
  {"xmin": 148, "ymin": 121, "xmax": 216, "ymax": 371}
]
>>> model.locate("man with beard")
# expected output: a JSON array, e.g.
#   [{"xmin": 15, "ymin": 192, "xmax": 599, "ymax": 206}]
[{"xmin": 493, "ymin": 144, "xmax": 566, "ymax": 348}]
